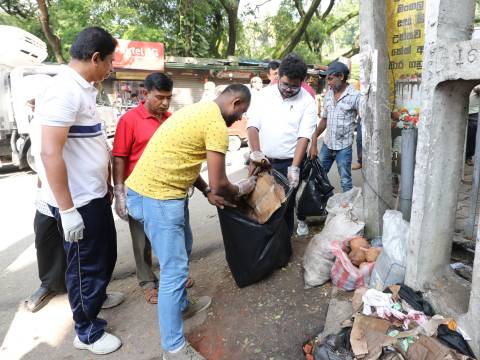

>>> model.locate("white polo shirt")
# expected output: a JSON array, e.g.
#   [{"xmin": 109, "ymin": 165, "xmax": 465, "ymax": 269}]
[
  {"xmin": 246, "ymin": 85, "xmax": 317, "ymax": 159},
  {"xmin": 35, "ymin": 65, "xmax": 109, "ymax": 208}
]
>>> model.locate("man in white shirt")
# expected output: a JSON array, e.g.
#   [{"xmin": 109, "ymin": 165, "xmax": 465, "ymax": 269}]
[
  {"xmin": 247, "ymin": 53, "xmax": 317, "ymax": 242},
  {"xmin": 37, "ymin": 27, "xmax": 123, "ymax": 355}
]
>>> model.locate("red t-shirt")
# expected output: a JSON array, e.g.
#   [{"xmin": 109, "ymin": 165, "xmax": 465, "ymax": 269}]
[{"xmin": 112, "ymin": 101, "xmax": 171, "ymax": 179}]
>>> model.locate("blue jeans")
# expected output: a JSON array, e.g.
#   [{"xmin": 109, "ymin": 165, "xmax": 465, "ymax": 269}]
[
  {"xmin": 127, "ymin": 189, "xmax": 193, "ymax": 351},
  {"xmin": 319, "ymin": 144, "xmax": 353, "ymax": 192}
]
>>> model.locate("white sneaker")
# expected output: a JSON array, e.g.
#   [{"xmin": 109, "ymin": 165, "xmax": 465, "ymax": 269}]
[
  {"xmin": 102, "ymin": 292, "xmax": 125, "ymax": 309},
  {"xmin": 296, "ymin": 220, "xmax": 309, "ymax": 236},
  {"xmin": 73, "ymin": 332, "xmax": 122, "ymax": 354},
  {"xmin": 163, "ymin": 342, "xmax": 206, "ymax": 360}
]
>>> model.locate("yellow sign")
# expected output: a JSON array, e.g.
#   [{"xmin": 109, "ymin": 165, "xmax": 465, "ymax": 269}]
[{"xmin": 386, "ymin": 0, "xmax": 425, "ymax": 107}]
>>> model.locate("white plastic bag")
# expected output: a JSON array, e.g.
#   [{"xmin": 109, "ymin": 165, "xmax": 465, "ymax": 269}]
[
  {"xmin": 325, "ymin": 187, "xmax": 364, "ymax": 225},
  {"xmin": 369, "ymin": 210, "xmax": 409, "ymax": 290},
  {"xmin": 382, "ymin": 210, "xmax": 409, "ymax": 265}
]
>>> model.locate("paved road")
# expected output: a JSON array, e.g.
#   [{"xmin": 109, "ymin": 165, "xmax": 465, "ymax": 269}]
[{"xmin": 0, "ymin": 137, "xmax": 362, "ymax": 359}]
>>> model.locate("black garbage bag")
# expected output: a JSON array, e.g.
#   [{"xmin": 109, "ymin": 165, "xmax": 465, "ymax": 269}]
[
  {"xmin": 384, "ymin": 284, "xmax": 435, "ymax": 316},
  {"xmin": 217, "ymin": 170, "xmax": 294, "ymax": 288},
  {"xmin": 313, "ymin": 334, "xmax": 355, "ymax": 360},
  {"xmin": 297, "ymin": 158, "xmax": 334, "ymax": 218},
  {"xmin": 436, "ymin": 324, "xmax": 476, "ymax": 358}
]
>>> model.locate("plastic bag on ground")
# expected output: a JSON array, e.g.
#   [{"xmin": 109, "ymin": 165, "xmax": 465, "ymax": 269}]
[
  {"xmin": 325, "ymin": 187, "xmax": 364, "ymax": 225},
  {"xmin": 217, "ymin": 170, "xmax": 293, "ymax": 288},
  {"xmin": 313, "ymin": 334, "xmax": 355, "ymax": 360},
  {"xmin": 303, "ymin": 213, "xmax": 365, "ymax": 288},
  {"xmin": 297, "ymin": 158, "xmax": 334, "ymax": 218},
  {"xmin": 330, "ymin": 240, "xmax": 375, "ymax": 291},
  {"xmin": 385, "ymin": 284, "xmax": 435, "ymax": 317},
  {"xmin": 369, "ymin": 210, "xmax": 409, "ymax": 290},
  {"xmin": 436, "ymin": 324, "xmax": 476, "ymax": 358}
]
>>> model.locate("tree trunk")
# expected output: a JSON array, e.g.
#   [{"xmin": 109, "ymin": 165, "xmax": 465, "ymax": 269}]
[
  {"xmin": 272, "ymin": 0, "xmax": 321, "ymax": 59},
  {"xmin": 219, "ymin": 0, "xmax": 239, "ymax": 56},
  {"xmin": 36, "ymin": 0, "xmax": 65, "ymax": 63}
]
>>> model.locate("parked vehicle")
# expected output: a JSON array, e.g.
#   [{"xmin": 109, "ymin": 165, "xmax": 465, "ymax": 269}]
[{"xmin": 0, "ymin": 25, "xmax": 117, "ymax": 172}]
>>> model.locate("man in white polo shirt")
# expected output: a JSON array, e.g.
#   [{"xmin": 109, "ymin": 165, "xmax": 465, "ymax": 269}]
[
  {"xmin": 37, "ymin": 27, "xmax": 122, "ymax": 355},
  {"xmin": 247, "ymin": 53, "xmax": 317, "ymax": 245}
]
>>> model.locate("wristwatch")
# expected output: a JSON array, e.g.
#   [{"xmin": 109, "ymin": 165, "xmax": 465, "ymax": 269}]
[{"xmin": 202, "ymin": 186, "xmax": 211, "ymax": 197}]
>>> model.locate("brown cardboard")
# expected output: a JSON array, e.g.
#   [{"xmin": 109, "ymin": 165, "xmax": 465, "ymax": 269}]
[
  {"xmin": 237, "ymin": 171, "xmax": 286, "ymax": 224},
  {"xmin": 406, "ymin": 335, "xmax": 472, "ymax": 360},
  {"xmin": 350, "ymin": 314, "xmax": 394, "ymax": 359}
]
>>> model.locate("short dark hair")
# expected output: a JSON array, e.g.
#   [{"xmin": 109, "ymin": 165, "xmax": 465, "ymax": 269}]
[
  {"xmin": 70, "ymin": 27, "xmax": 117, "ymax": 61},
  {"xmin": 268, "ymin": 60, "xmax": 280, "ymax": 71},
  {"xmin": 279, "ymin": 53, "xmax": 307, "ymax": 81},
  {"xmin": 221, "ymin": 84, "xmax": 251, "ymax": 103},
  {"xmin": 144, "ymin": 72, "xmax": 173, "ymax": 92}
]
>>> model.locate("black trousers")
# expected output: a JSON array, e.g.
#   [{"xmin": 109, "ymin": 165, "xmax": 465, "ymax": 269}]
[{"xmin": 33, "ymin": 211, "xmax": 66, "ymax": 293}]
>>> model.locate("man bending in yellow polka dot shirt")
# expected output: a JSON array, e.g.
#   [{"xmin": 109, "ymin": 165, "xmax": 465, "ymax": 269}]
[{"xmin": 126, "ymin": 84, "xmax": 256, "ymax": 360}]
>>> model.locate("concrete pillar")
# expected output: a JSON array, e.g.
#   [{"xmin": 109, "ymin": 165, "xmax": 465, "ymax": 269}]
[
  {"xmin": 405, "ymin": 0, "xmax": 476, "ymax": 290},
  {"xmin": 359, "ymin": 0, "xmax": 393, "ymax": 237},
  {"xmin": 403, "ymin": 0, "xmax": 480, "ymax": 355}
]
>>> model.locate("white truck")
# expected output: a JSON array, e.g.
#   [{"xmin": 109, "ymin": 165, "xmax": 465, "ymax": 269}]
[{"xmin": 0, "ymin": 25, "xmax": 117, "ymax": 172}]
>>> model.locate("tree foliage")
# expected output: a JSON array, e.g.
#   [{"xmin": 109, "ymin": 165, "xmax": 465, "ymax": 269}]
[{"xmin": 0, "ymin": 0, "xmax": 359, "ymax": 64}]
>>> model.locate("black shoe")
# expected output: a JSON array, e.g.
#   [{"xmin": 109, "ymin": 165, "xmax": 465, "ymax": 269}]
[{"xmin": 25, "ymin": 287, "xmax": 56, "ymax": 312}]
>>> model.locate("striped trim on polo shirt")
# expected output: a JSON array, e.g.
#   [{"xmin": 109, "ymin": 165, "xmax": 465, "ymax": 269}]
[{"xmin": 68, "ymin": 123, "xmax": 103, "ymax": 138}]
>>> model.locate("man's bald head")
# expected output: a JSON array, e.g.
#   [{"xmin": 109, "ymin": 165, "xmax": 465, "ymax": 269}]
[{"xmin": 215, "ymin": 84, "xmax": 251, "ymax": 126}]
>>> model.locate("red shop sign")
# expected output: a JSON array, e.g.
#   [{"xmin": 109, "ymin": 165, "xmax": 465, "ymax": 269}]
[{"xmin": 113, "ymin": 39, "xmax": 165, "ymax": 71}]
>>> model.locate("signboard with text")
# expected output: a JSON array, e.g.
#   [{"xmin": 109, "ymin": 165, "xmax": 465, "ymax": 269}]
[
  {"xmin": 386, "ymin": 0, "xmax": 425, "ymax": 109},
  {"xmin": 113, "ymin": 39, "xmax": 165, "ymax": 71}
]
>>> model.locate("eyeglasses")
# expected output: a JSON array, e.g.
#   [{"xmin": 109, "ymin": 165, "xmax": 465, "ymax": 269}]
[{"xmin": 278, "ymin": 82, "xmax": 301, "ymax": 91}]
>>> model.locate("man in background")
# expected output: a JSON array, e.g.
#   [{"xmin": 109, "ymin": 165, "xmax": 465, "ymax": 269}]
[
  {"xmin": 310, "ymin": 61, "xmax": 361, "ymax": 195},
  {"xmin": 113, "ymin": 72, "xmax": 197, "ymax": 306}
]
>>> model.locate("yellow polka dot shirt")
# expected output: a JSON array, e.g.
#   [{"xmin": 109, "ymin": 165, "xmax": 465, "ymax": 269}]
[{"xmin": 126, "ymin": 101, "xmax": 228, "ymax": 200}]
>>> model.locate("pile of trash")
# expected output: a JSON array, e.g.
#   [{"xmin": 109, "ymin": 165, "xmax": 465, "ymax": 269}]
[
  {"xmin": 303, "ymin": 187, "xmax": 410, "ymax": 292},
  {"xmin": 303, "ymin": 286, "xmax": 476, "ymax": 360}
]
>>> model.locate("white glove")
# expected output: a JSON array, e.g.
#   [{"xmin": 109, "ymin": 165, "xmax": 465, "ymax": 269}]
[
  {"xmin": 114, "ymin": 184, "xmax": 128, "ymax": 221},
  {"xmin": 236, "ymin": 176, "xmax": 257, "ymax": 196},
  {"xmin": 287, "ymin": 166, "xmax": 300, "ymax": 188},
  {"xmin": 249, "ymin": 151, "xmax": 270, "ymax": 165},
  {"xmin": 59, "ymin": 207, "xmax": 85, "ymax": 242}
]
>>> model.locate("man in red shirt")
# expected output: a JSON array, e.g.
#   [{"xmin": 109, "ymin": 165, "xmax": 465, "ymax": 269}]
[{"xmin": 112, "ymin": 72, "xmax": 179, "ymax": 304}]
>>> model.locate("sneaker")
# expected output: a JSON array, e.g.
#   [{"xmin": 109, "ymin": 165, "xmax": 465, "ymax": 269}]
[
  {"xmin": 296, "ymin": 220, "xmax": 309, "ymax": 236},
  {"xmin": 352, "ymin": 162, "xmax": 362, "ymax": 170},
  {"xmin": 73, "ymin": 332, "xmax": 122, "ymax": 355},
  {"xmin": 163, "ymin": 342, "xmax": 205, "ymax": 360},
  {"xmin": 182, "ymin": 295, "xmax": 212, "ymax": 320},
  {"xmin": 102, "ymin": 292, "xmax": 125, "ymax": 309}
]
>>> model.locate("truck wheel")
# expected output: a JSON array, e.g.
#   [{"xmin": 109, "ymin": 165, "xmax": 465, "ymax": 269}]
[
  {"xmin": 228, "ymin": 136, "xmax": 242, "ymax": 152},
  {"xmin": 26, "ymin": 143, "xmax": 37, "ymax": 173}
]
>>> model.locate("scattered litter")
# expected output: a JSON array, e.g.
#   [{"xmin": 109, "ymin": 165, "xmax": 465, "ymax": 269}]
[
  {"xmin": 436, "ymin": 324, "xmax": 476, "ymax": 358},
  {"xmin": 385, "ymin": 284, "xmax": 435, "ymax": 317},
  {"xmin": 450, "ymin": 262, "xmax": 473, "ymax": 282}
]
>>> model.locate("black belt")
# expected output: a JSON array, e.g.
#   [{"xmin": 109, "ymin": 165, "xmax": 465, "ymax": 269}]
[{"xmin": 267, "ymin": 157, "xmax": 293, "ymax": 164}]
